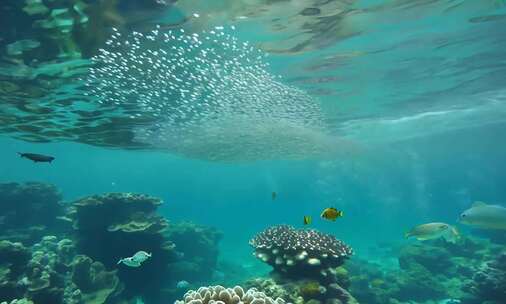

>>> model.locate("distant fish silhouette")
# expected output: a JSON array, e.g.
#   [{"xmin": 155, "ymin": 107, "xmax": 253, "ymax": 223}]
[
  {"xmin": 272, "ymin": 192, "xmax": 277, "ymax": 200},
  {"xmin": 18, "ymin": 152, "xmax": 55, "ymax": 163}
]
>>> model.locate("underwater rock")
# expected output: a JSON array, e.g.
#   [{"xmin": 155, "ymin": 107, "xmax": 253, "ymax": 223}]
[
  {"xmin": 70, "ymin": 192, "xmax": 176, "ymax": 303},
  {"xmin": 71, "ymin": 255, "xmax": 122, "ymax": 304},
  {"xmin": 249, "ymin": 225, "xmax": 353, "ymax": 281},
  {"xmin": 0, "ymin": 241, "xmax": 31, "ymax": 299},
  {"xmin": 175, "ymin": 285, "xmax": 291, "ymax": 304},
  {"xmin": 464, "ymin": 250, "xmax": 506, "ymax": 303},
  {"xmin": 0, "ymin": 182, "xmax": 68, "ymax": 245},
  {"xmin": 399, "ymin": 243, "xmax": 453, "ymax": 273},
  {"xmin": 165, "ymin": 221, "xmax": 223, "ymax": 283}
]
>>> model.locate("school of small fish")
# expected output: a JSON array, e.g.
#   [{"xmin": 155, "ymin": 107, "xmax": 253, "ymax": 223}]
[{"xmin": 82, "ymin": 26, "xmax": 329, "ymax": 161}]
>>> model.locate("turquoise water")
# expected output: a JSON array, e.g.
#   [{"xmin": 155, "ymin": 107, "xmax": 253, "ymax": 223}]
[{"xmin": 1, "ymin": 1, "xmax": 506, "ymax": 304}]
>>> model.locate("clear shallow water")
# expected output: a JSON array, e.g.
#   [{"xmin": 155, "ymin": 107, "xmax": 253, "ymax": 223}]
[{"xmin": 1, "ymin": 1, "xmax": 506, "ymax": 304}]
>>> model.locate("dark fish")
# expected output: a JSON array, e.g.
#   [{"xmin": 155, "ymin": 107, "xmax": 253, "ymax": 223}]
[
  {"xmin": 272, "ymin": 192, "xmax": 277, "ymax": 200},
  {"xmin": 18, "ymin": 152, "xmax": 55, "ymax": 163},
  {"xmin": 303, "ymin": 215, "xmax": 312, "ymax": 225}
]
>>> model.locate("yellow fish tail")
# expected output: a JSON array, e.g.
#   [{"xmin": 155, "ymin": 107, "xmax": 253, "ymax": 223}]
[{"xmin": 303, "ymin": 216, "xmax": 312, "ymax": 225}]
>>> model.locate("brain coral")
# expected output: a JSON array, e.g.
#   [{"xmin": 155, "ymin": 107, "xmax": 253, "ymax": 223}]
[
  {"xmin": 249, "ymin": 225, "xmax": 353, "ymax": 280},
  {"xmin": 175, "ymin": 285, "xmax": 290, "ymax": 304}
]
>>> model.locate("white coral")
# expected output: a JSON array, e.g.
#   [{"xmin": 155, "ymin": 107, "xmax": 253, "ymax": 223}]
[{"xmin": 176, "ymin": 285, "xmax": 290, "ymax": 304}]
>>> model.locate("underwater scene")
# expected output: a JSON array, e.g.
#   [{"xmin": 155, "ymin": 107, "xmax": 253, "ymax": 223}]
[{"xmin": 1, "ymin": 0, "xmax": 506, "ymax": 304}]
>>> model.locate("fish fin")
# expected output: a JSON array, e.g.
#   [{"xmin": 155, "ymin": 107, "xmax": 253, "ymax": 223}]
[
  {"xmin": 404, "ymin": 232, "xmax": 411, "ymax": 239},
  {"xmin": 117, "ymin": 259, "xmax": 123, "ymax": 265},
  {"xmin": 17, "ymin": 152, "xmax": 23, "ymax": 157},
  {"xmin": 472, "ymin": 201, "xmax": 487, "ymax": 207},
  {"xmin": 339, "ymin": 211, "xmax": 344, "ymax": 217}
]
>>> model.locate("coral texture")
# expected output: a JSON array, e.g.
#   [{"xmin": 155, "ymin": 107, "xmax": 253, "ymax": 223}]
[
  {"xmin": 0, "ymin": 236, "xmax": 121, "ymax": 304},
  {"xmin": 250, "ymin": 225, "xmax": 352, "ymax": 280},
  {"xmin": 175, "ymin": 285, "xmax": 290, "ymax": 304},
  {"xmin": 246, "ymin": 277, "xmax": 359, "ymax": 304},
  {"xmin": 465, "ymin": 250, "xmax": 506, "ymax": 303}
]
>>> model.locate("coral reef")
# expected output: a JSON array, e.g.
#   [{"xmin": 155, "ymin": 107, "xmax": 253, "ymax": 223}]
[
  {"xmin": 348, "ymin": 236, "xmax": 502, "ymax": 304},
  {"xmin": 0, "ymin": 236, "xmax": 121, "ymax": 304},
  {"xmin": 249, "ymin": 226, "xmax": 356, "ymax": 304},
  {"xmin": 0, "ymin": 182, "xmax": 69, "ymax": 245},
  {"xmin": 175, "ymin": 285, "xmax": 290, "ymax": 304},
  {"xmin": 165, "ymin": 221, "xmax": 223, "ymax": 283},
  {"xmin": 70, "ymin": 192, "xmax": 176, "ymax": 303},
  {"xmin": 245, "ymin": 277, "xmax": 358, "ymax": 304},
  {"xmin": 463, "ymin": 250, "xmax": 506, "ymax": 304},
  {"xmin": 250, "ymin": 225, "xmax": 353, "ymax": 281}
]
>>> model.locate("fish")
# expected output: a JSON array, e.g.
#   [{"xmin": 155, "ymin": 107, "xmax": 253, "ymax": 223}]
[
  {"xmin": 117, "ymin": 251, "xmax": 152, "ymax": 267},
  {"xmin": 321, "ymin": 207, "xmax": 343, "ymax": 221},
  {"xmin": 132, "ymin": 251, "xmax": 152, "ymax": 263},
  {"xmin": 272, "ymin": 192, "xmax": 277, "ymax": 200},
  {"xmin": 18, "ymin": 152, "xmax": 55, "ymax": 163},
  {"xmin": 405, "ymin": 222, "xmax": 459, "ymax": 242},
  {"xmin": 117, "ymin": 257, "xmax": 142, "ymax": 267},
  {"xmin": 176, "ymin": 280, "xmax": 190, "ymax": 289},
  {"xmin": 303, "ymin": 215, "xmax": 312, "ymax": 225},
  {"xmin": 459, "ymin": 201, "xmax": 506, "ymax": 230}
]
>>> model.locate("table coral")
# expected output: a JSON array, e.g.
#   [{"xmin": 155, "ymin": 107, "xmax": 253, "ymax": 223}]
[
  {"xmin": 70, "ymin": 192, "xmax": 176, "ymax": 304},
  {"xmin": 250, "ymin": 225, "xmax": 353, "ymax": 280}
]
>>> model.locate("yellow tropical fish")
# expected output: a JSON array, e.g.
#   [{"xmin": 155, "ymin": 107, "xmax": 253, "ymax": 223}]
[
  {"xmin": 303, "ymin": 215, "xmax": 312, "ymax": 225},
  {"xmin": 321, "ymin": 207, "xmax": 343, "ymax": 221}
]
